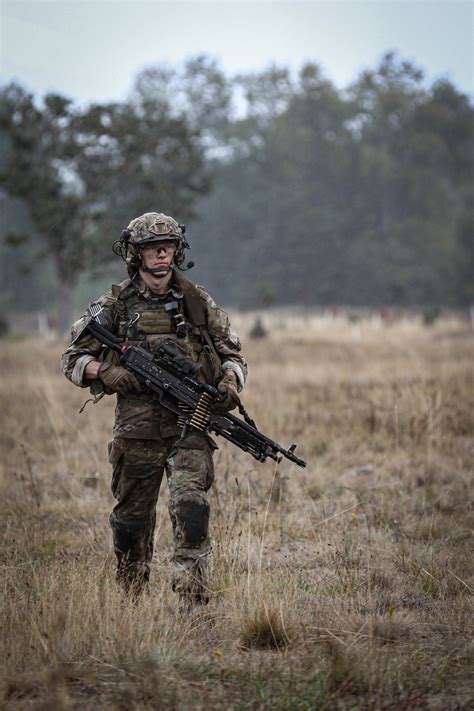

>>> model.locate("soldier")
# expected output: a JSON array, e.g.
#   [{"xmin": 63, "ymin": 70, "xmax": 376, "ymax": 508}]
[{"xmin": 61, "ymin": 212, "xmax": 247, "ymax": 607}]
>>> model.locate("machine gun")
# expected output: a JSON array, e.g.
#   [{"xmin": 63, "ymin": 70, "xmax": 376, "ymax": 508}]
[{"xmin": 73, "ymin": 302, "xmax": 306, "ymax": 468}]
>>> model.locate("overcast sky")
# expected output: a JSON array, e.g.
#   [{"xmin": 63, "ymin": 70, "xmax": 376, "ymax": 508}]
[{"xmin": 1, "ymin": 0, "xmax": 472, "ymax": 104}]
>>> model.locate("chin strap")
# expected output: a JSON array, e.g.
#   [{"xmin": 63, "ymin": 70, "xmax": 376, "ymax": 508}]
[
  {"xmin": 139, "ymin": 257, "xmax": 175, "ymax": 277},
  {"xmin": 140, "ymin": 265, "xmax": 173, "ymax": 276}
]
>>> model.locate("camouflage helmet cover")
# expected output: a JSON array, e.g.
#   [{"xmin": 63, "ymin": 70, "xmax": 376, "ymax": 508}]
[
  {"xmin": 127, "ymin": 212, "xmax": 183, "ymax": 248},
  {"xmin": 122, "ymin": 212, "xmax": 187, "ymax": 277}
]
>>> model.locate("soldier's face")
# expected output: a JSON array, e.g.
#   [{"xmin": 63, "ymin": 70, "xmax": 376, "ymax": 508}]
[{"xmin": 140, "ymin": 241, "xmax": 176, "ymax": 273}]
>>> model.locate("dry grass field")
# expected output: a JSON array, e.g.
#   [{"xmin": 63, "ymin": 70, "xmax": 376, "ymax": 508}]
[{"xmin": 1, "ymin": 312, "xmax": 473, "ymax": 710}]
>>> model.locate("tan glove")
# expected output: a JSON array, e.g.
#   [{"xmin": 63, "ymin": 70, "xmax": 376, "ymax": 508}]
[
  {"xmin": 214, "ymin": 371, "xmax": 240, "ymax": 413},
  {"xmin": 98, "ymin": 362, "xmax": 141, "ymax": 395}
]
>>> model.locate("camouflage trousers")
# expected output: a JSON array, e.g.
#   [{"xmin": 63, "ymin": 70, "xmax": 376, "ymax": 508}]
[{"xmin": 108, "ymin": 431, "xmax": 214, "ymax": 603}]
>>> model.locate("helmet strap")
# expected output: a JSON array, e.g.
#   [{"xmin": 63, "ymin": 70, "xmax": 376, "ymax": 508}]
[
  {"xmin": 140, "ymin": 265, "xmax": 173, "ymax": 276},
  {"xmin": 138, "ymin": 253, "xmax": 175, "ymax": 277}
]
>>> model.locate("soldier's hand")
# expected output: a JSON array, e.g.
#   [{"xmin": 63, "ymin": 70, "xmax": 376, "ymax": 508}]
[
  {"xmin": 98, "ymin": 362, "xmax": 142, "ymax": 395},
  {"xmin": 214, "ymin": 371, "xmax": 240, "ymax": 413}
]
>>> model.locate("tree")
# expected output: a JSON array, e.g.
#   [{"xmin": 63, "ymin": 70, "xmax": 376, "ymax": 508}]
[
  {"xmin": 132, "ymin": 56, "xmax": 234, "ymax": 156},
  {"xmin": 0, "ymin": 85, "xmax": 85, "ymax": 331},
  {"xmin": 191, "ymin": 53, "xmax": 473, "ymax": 308},
  {"xmin": 0, "ymin": 82, "xmax": 210, "ymax": 331},
  {"xmin": 347, "ymin": 53, "xmax": 474, "ymax": 305},
  {"xmin": 192, "ymin": 62, "xmax": 357, "ymax": 306},
  {"xmin": 1, "ymin": 54, "xmax": 472, "ymax": 319}
]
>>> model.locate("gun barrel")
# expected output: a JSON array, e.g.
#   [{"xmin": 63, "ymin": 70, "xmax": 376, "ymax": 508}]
[{"xmin": 283, "ymin": 447, "xmax": 306, "ymax": 467}]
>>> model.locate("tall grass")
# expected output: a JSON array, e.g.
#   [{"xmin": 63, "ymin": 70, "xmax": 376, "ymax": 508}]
[{"xmin": 1, "ymin": 314, "xmax": 472, "ymax": 708}]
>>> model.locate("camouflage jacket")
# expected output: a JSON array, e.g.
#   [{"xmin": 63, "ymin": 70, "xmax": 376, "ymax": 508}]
[{"xmin": 61, "ymin": 270, "xmax": 247, "ymax": 441}]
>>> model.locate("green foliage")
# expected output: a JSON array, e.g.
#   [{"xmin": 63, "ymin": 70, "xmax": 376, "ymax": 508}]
[
  {"xmin": 0, "ymin": 77, "xmax": 211, "ymax": 329},
  {"xmin": 193, "ymin": 52, "xmax": 473, "ymax": 308},
  {"xmin": 1, "ymin": 51, "xmax": 472, "ymax": 321}
]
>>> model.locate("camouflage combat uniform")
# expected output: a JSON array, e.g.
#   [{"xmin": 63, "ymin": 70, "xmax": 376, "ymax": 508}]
[{"xmin": 61, "ymin": 269, "xmax": 247, "ymax": 602}]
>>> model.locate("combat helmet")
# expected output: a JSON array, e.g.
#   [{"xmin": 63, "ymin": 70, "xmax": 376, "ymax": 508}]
[{"xmin": 114, "ymin": 212, "xmax": 191, "ymax": 276}]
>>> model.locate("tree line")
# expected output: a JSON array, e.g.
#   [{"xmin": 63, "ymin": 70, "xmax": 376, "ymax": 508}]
[{"xmin": 0, "ymin": 52, "xmax": 472, "ymax": 331}]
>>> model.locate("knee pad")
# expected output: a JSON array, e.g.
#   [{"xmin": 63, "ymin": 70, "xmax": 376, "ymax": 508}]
[{"xmin": 173, "ymin": 497, "xmax": 210, "ymax": 546}]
